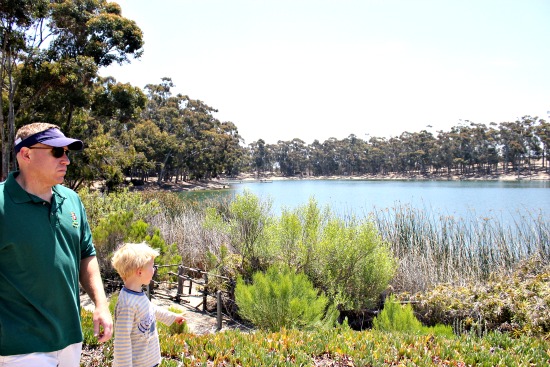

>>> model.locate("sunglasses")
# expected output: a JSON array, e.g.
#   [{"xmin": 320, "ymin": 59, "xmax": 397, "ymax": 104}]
[{"xmin": 28, "ymin": 146, "xmax": 70, "ymax": 158}]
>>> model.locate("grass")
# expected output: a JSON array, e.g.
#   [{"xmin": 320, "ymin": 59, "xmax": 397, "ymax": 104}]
[
  {"xmin": 81, "ymin": 311, "xmax": 550, "ymax": 366},
  {"xmin": 371, "ymin": 204, "xmax": 550, "ymax": 293}
]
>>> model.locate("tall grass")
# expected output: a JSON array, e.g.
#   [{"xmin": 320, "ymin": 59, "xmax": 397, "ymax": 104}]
[
  {"xmin": 90, "ymin": 188, "xmax": 550, "ymax": 297},
  {"xmin": 371, "ymin": 204, "xmax": 550, "ymax": 293}
]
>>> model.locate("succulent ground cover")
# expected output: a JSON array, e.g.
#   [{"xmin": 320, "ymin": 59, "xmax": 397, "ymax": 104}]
[
  {"xmin": 81, "ymin": 311, "xmax": 550, "ymax": 366},
  {"xmin": 406, "ymin": 257, "xmax": 550, "ymax": 336}
]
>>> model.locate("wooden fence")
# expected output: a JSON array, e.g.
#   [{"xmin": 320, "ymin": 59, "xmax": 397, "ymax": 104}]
[{"xmin": 145, "ymin": 264, "xmax": 234, "ymax": 332}]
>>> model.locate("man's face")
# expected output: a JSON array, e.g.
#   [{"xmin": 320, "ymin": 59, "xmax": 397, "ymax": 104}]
[{"xmin": 25, "ymin": 144, "xmax": 71, "ymax": 185}]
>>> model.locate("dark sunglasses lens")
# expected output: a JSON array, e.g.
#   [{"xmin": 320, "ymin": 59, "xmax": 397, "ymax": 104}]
[{"xmin": 52, "ymin": 147, "xmax": 69, "ymax": 158}]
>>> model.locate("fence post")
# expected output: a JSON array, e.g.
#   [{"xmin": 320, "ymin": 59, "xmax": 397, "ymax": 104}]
[
  {"xmin": 203, "ymin": 273, "xmax": 208, "ymax": 312},
  {"xmin": 176, "ymin": 266, "xmax": 184, "ymax": 303},
  {"xmin": 216, "ymin": 290, "xmax": 222, "ymax": 331},
  {"xmin": 147, "ymin": 266, "xmax": 157, "ymax": 300}
]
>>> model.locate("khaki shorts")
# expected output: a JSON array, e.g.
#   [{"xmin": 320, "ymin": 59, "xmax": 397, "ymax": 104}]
[{"xmin": 0, "ymin": 342, "xmax": 82, "ymax": 367}]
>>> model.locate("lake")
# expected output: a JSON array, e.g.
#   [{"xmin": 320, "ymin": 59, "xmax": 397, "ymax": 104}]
[{"xmin": 224, "ymin": 179, "xmax": 550, "ymax": 222}]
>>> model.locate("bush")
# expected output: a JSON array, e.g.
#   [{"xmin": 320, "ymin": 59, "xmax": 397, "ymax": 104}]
[
  {"xmin": 373, "ymin": 295, "xmax": 454, "ymax": 337},
  {"xmin": 313, "ymin": 216, "xmax": 396, "ymax": 311},
  {"xmin": 235, "ymin": 265, "xmax": 336, "ymax": 332},
  {"xmin": 260, "ymin": 198, "xmax": 396, "ymax": 312},
  {"xmin": 408, "ymin": 257, "xmax": 550, "ymax": 336},
  {"xmin": 373, "ymin": 295, "xmax": 424, "ymax": 333}
]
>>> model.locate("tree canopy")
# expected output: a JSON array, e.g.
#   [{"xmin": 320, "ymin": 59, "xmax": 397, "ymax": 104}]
[{"xmin": 2, "ymin": 1, "xmax": 548, "ymax": 188}]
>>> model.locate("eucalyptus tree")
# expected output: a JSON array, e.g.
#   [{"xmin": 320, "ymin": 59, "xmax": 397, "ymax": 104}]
[
  {"xmin": 342, "ymin": 134, "xmax": 368, "ymax": 176},
  {"xmin": 306, "ymin": 139, "xmax": 323, "ymax": 176},
  {"xmin": 498, "ymin": 119, "xmax": 531, "ymax": 175},
  {"xmin": 287, "ymin": 138, "xmax": 309, "ymax": 176},
  {"xmin": 535, "ymin": 119, "xmax": 550, "ymax": 172},
  {"xmin": 249, "ymin": 139, "xmax": 272, "ymax": 176},
  {"xmin": 273, "ymin": 140, "xmax": 292, "ymax": 176},
  {"xmin": 365, "ymin": 136, "xmax": 387, "ymax": 175},
  {"xmin": 519, "ymin": 116, "xmax": 543, "ymax": 174},
  {"xmin": 0, "ymin": 0, "xmax": 49, "ymax": 178},
  {"xmin": 142, "ymin": 78, "xmax": 187, "ymax": 182},
  {"xmin": 395, "ymin": 132, "xmax": 421, "ymax": 174},
  {"xmin": 404, "ymin": 130, "xmax": 436, "ymax": 174},
  {"xmin": 451, "ymin": 124, "xmax": 478, "ymax": 174},
  {"xmin": 321, "ymin": 138, "xmax": 342, "ymax": 175},
  {"xmin": 434, "ymin": 130, "xmax": 457, "ymax": 175},
  {"xmin": 0, "ymin": 0, "xmax": 143, "ymax": 180}
]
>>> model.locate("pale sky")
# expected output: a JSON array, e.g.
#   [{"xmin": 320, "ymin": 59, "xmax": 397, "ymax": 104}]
[{"xmin": 101, "ymin": 0, "xmax": 550, "ymax": 145}]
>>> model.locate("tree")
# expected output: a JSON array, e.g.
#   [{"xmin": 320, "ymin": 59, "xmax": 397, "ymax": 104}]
[
  {"xmin": 0, "ymin": 0, "xmax": 49, "ymax": 178},
  {"xmin": 535, "ymin": 119, "xmax": 550, "ymax": 173},
  {"xmin": 0, "ymin": 0, "xmax": 143, "ymax": 180}
]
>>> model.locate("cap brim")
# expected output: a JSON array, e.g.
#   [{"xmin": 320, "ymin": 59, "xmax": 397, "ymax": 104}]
[{"xmin": 44, "ymin": 137, "xmax": 84, "ymax": 151}]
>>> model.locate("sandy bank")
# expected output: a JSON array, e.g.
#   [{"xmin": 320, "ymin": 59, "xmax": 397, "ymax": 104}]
[{"xmin": 131, "ymin": 170, "xmax": 550, "ymax": 193}]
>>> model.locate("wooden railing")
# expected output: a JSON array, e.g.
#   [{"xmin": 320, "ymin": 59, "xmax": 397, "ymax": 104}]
[{"xmin": 145, "ymin": 264, "xmax": 234, "ymax": 332}]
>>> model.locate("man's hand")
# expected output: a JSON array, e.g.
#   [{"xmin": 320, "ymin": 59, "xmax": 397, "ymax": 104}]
[
  {"xmin": 80, "ymin": 256, "xmax": 113, "ymax": 342},
  {"xmin": 93, "ymin": 303, "xmax": 113, "ymax": 342}
]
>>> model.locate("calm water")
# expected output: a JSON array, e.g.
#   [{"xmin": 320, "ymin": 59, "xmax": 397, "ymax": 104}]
[{"xmin": 225, "ymin": 179, "xmax": 550, "ymax": 222}]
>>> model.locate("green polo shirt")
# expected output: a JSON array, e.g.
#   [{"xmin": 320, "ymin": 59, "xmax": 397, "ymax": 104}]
[{"xmin": 0, "ymin": 171, "xmax": 96, "ymax": 356}]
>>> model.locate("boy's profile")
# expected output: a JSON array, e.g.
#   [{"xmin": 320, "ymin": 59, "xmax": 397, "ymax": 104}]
[{"xmin": 111, "ymin": 242, "xmax": 185, "ymax": 367}]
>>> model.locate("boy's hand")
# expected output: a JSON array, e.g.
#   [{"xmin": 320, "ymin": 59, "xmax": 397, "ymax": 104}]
[{"xmin": 175, "ymin": 315, "xmax": 186, "ymax": 324}]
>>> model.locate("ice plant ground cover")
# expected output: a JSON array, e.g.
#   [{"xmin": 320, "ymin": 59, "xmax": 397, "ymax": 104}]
[{"xmin": 81, "ymin": 310, "xmax": 550, "ymax": 367}]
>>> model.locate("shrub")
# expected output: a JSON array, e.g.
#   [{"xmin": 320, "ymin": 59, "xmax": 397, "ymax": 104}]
[
  {"xmin": 408, "ymin": 257, "xmax": 550, "ymax": 336},
  {"xmin": 78, "ymin": 187, "xmax": 160, "ymax": 229},
  {"xmin": 373, "ymin": 295, "xmax": 424, "ymax": 333},
  {"xmin": 92, "ymin": 211, "xmax": 180, "ymax": 280},
  {"xmin": 314, "ymin": 217, "xmax": 396, "ymax": 311},
  {"xmin": 260, "ymin": 198, "xmax": 396, "ymax": 312},
  {"xmin": 228, "ymin": 190, "xmax": 273, "ymax": 275},
  {"xmin": 235, "ymin": 265, "xmax": 336, "ymax": 332},
  {"xmin": 373, "ymin": 295, "xmax": 454, "ymax": 337}
]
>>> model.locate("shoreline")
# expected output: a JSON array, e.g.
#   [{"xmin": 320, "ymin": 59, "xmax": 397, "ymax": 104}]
[{"xmin": 132, "ymin": 170, "xmax": 550, "ymax": 192}]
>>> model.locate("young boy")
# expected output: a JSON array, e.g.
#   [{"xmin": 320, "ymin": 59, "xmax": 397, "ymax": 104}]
[{"xmin": 111, "ymin": 242, "xmax": 185, "ymax": 367}]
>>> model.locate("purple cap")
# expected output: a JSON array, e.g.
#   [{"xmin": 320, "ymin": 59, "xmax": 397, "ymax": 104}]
[{"xmin": 14, "ymin": 128, "xmax": 84, "ymax": 154}]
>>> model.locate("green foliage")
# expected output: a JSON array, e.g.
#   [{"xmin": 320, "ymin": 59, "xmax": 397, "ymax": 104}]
[
  {"xmin": 78, "ymin": 188, "xmax": 173, "ymax": 278},
  {"xmin": 226, "ymin": 190, "xmax": 273, "ymax": 274},
  {"xmin": 313, "ymin": 216, "xmax": 396, "ymax": 310},
  {"xmin": 235, "ymin": 265, "xmax": 335, "ymax": 332},
  {"xmin": 201, "ymin": 194, "xmax": 395, "ymax": 312},
  {"xmin": 408, "ymin": 257, "xmax": 550, "ymax": 336},
  {"xmin": 81, "ymin": 310, "xmax": 550, "ymax": 366},
  {"xmin": 165, "ymin": 306, "xmax": 189, "ymax": 335},
  {"xmin": 78, "ymin": 186, "xmax": 160, "ymax": 229},
  {"xmin": 150, "ymin": 229, "xmax": 182, "ymax": 280},
  {"xmin": 205, "ymin": 245, "xmax": 242, "ymax": 293},
  {"xmin": 373, "ymin": 295, "xmax": 424, "ymax": 333},
  {"xmin": 91, "ymin": 212, "xmax": 181, "ymax": 280}
]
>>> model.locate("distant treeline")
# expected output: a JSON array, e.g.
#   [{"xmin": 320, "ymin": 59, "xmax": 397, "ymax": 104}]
[{"xmin": 2, "ymin": 1, "xmax": 549, "ymax": 190}]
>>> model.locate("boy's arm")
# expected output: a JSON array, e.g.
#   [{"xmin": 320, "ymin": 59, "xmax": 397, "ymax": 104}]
[
  {"xmin": 80, "ymin": 255, "xmax": 113, "ymax": 342},
  {"xmin": 155, "ymin": 306, "xmax": 184, "ymax": 325}
]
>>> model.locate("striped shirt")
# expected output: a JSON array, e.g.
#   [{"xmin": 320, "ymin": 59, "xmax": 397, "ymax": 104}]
[{"xmin": 113, "ymin": 287, "xmax": 177, "ymax": 367}]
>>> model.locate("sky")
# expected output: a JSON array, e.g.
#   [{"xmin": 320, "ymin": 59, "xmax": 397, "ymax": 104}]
[{"xmin": 101, "ymin": 0, "xmax": 550, "ymax": 145}]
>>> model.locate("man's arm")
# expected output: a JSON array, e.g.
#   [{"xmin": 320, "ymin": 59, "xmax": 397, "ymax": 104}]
[{"xmin": 80, "ymin": 255, "xmax": 113, "ymax": 342}]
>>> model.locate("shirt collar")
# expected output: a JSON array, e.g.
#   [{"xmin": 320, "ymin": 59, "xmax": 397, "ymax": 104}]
[{"xmin": 5, "ymin": 171, "xmax": 65, "ymax": 204}]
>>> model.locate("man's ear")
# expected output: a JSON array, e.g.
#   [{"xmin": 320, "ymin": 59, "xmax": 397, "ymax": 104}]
[{"xmin": 18, "ymin": 149, "xmax": 31, "ymax": 162}]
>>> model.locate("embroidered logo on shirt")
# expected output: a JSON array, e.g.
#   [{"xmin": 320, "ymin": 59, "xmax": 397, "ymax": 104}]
[{"xmin": 71, "ymin": 212, "xmax": 79, "ymax": 228}]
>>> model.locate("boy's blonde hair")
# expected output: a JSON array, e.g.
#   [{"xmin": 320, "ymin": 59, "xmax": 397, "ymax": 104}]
[{"xmin": 111, "ymin": 242, "xmax": 160, "ymax": 280}]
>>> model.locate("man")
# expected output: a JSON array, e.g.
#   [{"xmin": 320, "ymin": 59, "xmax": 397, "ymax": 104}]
[{"xmin": 0, "ymin": 123, "xmax": 113, "ymax": 366}]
